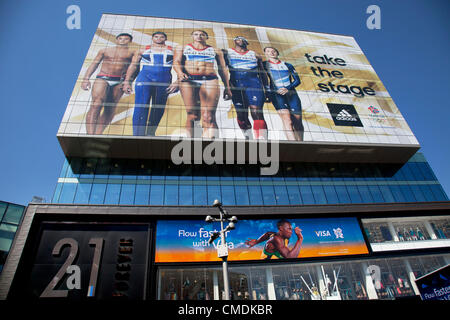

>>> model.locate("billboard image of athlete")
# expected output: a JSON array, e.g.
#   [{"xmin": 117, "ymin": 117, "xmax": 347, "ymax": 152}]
[
  {"xmin": 123, "ymin": 32, "xmax": 179, "ymax": 136},
  {"xmin": 264, "ymin": 47, "xmax": 304, "ymax": 141},
  {"xmin": 245, "ymin": 219, "xmax": 303, "ymax": 259},
  {"xmin": 173, "ymin": 30, "xmax": 232, "ymax": 138},
  {"xmin": 81, "ymin": 33, "xmax": 134, "ymax": 135},
  {"xmin": 224, "ymin": 36, "xmax": 268, "ymax": 140}
]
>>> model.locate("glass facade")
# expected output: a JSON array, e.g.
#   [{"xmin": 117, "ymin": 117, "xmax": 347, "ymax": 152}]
[
  {"xmin": 52, "ymin": 152, "xmax": 448, "ymax": 206},
  {"xmin": 157, "ymin": 253, "xmax": 450, "ymax": 300},
  {"xmin": 0, "ymin": 201, "xmax": 25, "ymax": 273}
]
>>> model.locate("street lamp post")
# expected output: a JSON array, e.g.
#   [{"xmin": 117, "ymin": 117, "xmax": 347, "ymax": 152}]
[{"xmin": 205, "ymin": 199, "xmax": 238, "ymax": 300}]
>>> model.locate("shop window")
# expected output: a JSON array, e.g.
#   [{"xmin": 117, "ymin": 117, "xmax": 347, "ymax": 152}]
[
  {"xmin": 158, "ymin": 268, "xmax": 215, "ymax": 300},
  {"xmin": 430, "ymin": 218, "xmax": 450, "ymax": 239},
  {"xmin": 392, "ymin": 222, "xmax": 430, "ymax": 241},
  {"xmin": 363, "ymin": 222, "xmax": 393, "ymax": 243},
  {"xmin": 372, "ymin": 259, "xmax": 414, "ymax": 300}
]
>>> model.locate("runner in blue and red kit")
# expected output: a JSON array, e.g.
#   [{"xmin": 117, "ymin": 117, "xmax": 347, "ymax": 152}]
[
  {"xmin": 123, "ymin": 32, "xmax": 178, "ymax": 136},
  {"xmin": 263, "ymin": 47, "xmax": 304, "ymax": 141},
  {"xmin": 225, "ymin": 36, "xmax": 269, "ymax": 140}
]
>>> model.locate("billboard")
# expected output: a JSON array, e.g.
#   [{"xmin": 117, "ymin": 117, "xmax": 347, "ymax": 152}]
[
  {"xmin": 415, "ymin": 264, "xmax": 450, "ymax": 301},
  {"xmin": 58, "ymin": 14, "xmax": 419, "ymax": 159},
  {"xmin": 155, "ymin": 217, "xmax": 368, "ymax": 263}
]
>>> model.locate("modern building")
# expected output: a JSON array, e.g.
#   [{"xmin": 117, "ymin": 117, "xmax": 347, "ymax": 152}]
[{"xmin": 0, "ymin": 14, "xmax": 449, "ymax": 301}]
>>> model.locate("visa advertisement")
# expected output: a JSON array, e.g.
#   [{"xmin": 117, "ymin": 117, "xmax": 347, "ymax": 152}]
[
  {"xmin": 59, "ymin": 14, "xmax": 417, "ymax": 146},
  {"xmin": 155, "ymin": 217, "xmax": 368, "ymax": 263}
]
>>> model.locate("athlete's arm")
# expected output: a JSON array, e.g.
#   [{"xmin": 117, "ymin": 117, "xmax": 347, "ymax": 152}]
[
  {"xmin": 257, "ymin": 55, "xmax": 270, "ymax": 101},
  {"xmin": 81, "ymin": 49, "xmax": 105, "ymax": 90},
  {"xmin": 271, "ymin": 228, "xmax": 303, "ymax": 258},
  {"xmin": 285, "ymin": 62, "xmax": 301, "ymax": 90},
  {"xmin": 173, "ymin": 45, "xmax": 189, "ymax": 81},
  {"xmin": 245, "ymin": 232, "xmax": 275, "ymax": 247},
  {"xmin": 215, "ymin": 48, "xmax": 232, "ymax": 100},
  {"xmin": 123, "ymin": 49, "xmax": 143, "ymax": 94}
]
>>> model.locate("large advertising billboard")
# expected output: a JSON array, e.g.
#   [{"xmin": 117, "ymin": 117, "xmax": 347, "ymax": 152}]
[
  {"xmin": 58, "ymin": 14, "xmax": 418, "ymax": 155},
  {"xmin": 415, "ymin": 264, "xmax": 450, "ymax": 301},
  {"xmin": 155, "ymin": 217, "xmax": 368, "ymax": 263}
]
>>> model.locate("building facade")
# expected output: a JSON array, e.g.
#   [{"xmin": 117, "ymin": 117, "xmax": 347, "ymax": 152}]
[{"xmin": 1, "ymin": 14, "xmax": 449, "ymax": 301}]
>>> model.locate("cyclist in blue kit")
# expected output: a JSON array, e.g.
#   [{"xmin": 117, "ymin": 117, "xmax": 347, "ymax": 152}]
[
  {"xmin": 123, "ymin": 32, "xmax": 179, "ymax": 136},
  {"xmin": 224, "ymin": 36, "xmax": 269, "ymax": 140},
  {"xmin": 263, "ymin": 47, "xmax": 304, "ymax": 141}
]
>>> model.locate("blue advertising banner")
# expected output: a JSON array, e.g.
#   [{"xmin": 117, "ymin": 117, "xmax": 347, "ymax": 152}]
[
  {"xmin": 155, "ymin": 217, "xmax": 368, "ymax": 262},
  {"xmin": 415, "ymin": 264, "xmax": 450, "ymax": 301}
]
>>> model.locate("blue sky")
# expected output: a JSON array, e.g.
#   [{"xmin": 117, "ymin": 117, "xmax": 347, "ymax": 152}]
[{"xmin": 0, "ymin": 0, "xmax": 449, "ymax": 205}]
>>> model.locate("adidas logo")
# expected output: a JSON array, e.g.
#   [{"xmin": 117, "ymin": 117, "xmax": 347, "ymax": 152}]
[{"xmin": 336, "ymin": 109, "xmax": 357, "ymax": 121}]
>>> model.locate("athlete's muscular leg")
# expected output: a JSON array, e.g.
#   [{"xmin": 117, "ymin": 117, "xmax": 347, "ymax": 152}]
[
  {"xmin": 277, "ymin": 109, "xmax": 296, "ymax": 141},
  {"xmin": 180, "ymin": 81, "xmax": 200, "ymax": 137},
  {"xmin": 86, "ymin": 78, "xmax": 109, "ymax": 134},
  {"xmin": 96, "ymin": 83, "xmax": 124, "ymax": 134},
  {"xmin": 249, "ymin": 105, "xmax": 267, "ymax": 140},
  {"xmin": 291, "ymin": 113, "xmax": 304, "ymax": 141},
  {"xmin": 199, "ymin": 79, "xmax": 220, "ymax": 139}
]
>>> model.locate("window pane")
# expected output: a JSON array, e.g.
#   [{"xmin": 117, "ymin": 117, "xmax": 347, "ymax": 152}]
[
  {"xmin": 346, "ymin": 186, "xmax": 362, "ymax": 204},
  {"xmin": 399, "ymin": 185, "xmax": 416, "ymax": 202},
  {"xmin": 59, "ymin": 183, "xmax": 77, "ymax": 204},
  {"xmin": 248, "ymin": 185, "xmax": 263, "ymax": 205},
  {"xmin": 179, "ymin": 185, "xmax": 193, "ymax": 205},
  {"xmin": 429, "ymin": 185, "xmax": 448, "ymax": 201},
  {"xmin": 193, "ymin": 185, "xmax": 207, "ymax": 205},
  {"xmin": 311, "ymin": 185, "xmax": 327, "ymax": 204},
  {"xmin": 409, "ymin": 185, "xmax": 426, "ymax": 202},
  {"xmin": 149, "ymin": 184, "xmax": 164, "ymax": 205},
  {"xmin": 235, "ymin": 185, "xmax": 250, "ymax": 205},
  {"xmin": 89, "ymin": 184, "xmax": 106, "ymax": 204},
  {"xmin": 274, "ymin": 185, "xmax": 289, "ymax": 205},
  {"xmin": 379, "ymin": 185, "xmax": 395, "ymax": 202},
  {"xmin": 368, "ymin": 185, "xmax": 385, "ymax": 203},
  {"xmin": 74, "ymin": 183, "xmax": 92, "ymax": 204},
  {"xmin": 419, "ymin": 185, "xmax": 436, "ymax": 201},
  {"xmin": 207, "ymin": 185, "xmax": 221, "ymax": 205},
  {"xmin": 357, "ymin": 185, "xmax": 374, "ymax": 203},
  {"xmin": 3, "ymin": 205, "xmax": 24, "ymax": 225},
  {"xmin": 287, "ymin": 185, "xmax": 302, "ymax": 205},
  {"xmin": 261, "ymin": 185, "xmax": 276, "ymax": 205},
  {"xmin": 52, "ymin": 183, "xmax": 63, "ymax": 203},
  {"xmin": 135, "ymin": 184, "xmax": 150, "ymax": 205},
  {"xmin": 299, "ymin": 185, "xmax": 315, "ymax": 204},
  {"xmin": 389, "ymin": 186, "xmax": 406, "ymax": 202},
  {"xmin": 164, "ymin": 184, "xmax": 179, "ymax": 205},
  {"xmin": 104, "ymin": 184, "xmax": 121, "ymax": 205},
  {"xmin": 323, "ymin": 185, "xmax": 339, "ymax": 204},
  {"xmin": 221, "ymin": 185, "xmax": 236, "ymax": 205},
  {"xmin": 335, "ymin": 185, "xmax": 351, "ymax": 203},
  {"xmin": 120, "ymin": 184, "xmax": 136, "ymax": 205},
  {"xmin": 0, "ymin": 202, "xmax": 7, "ymax": 222}
]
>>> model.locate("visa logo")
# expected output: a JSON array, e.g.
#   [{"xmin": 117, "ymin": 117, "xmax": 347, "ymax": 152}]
[
  {"xmin": 315, "ymin": 228, "xmax": 344, "ymax": 239},
  {"xmin": 315, "ymin": 230, "xmax": 332, "ymax": 237}
]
